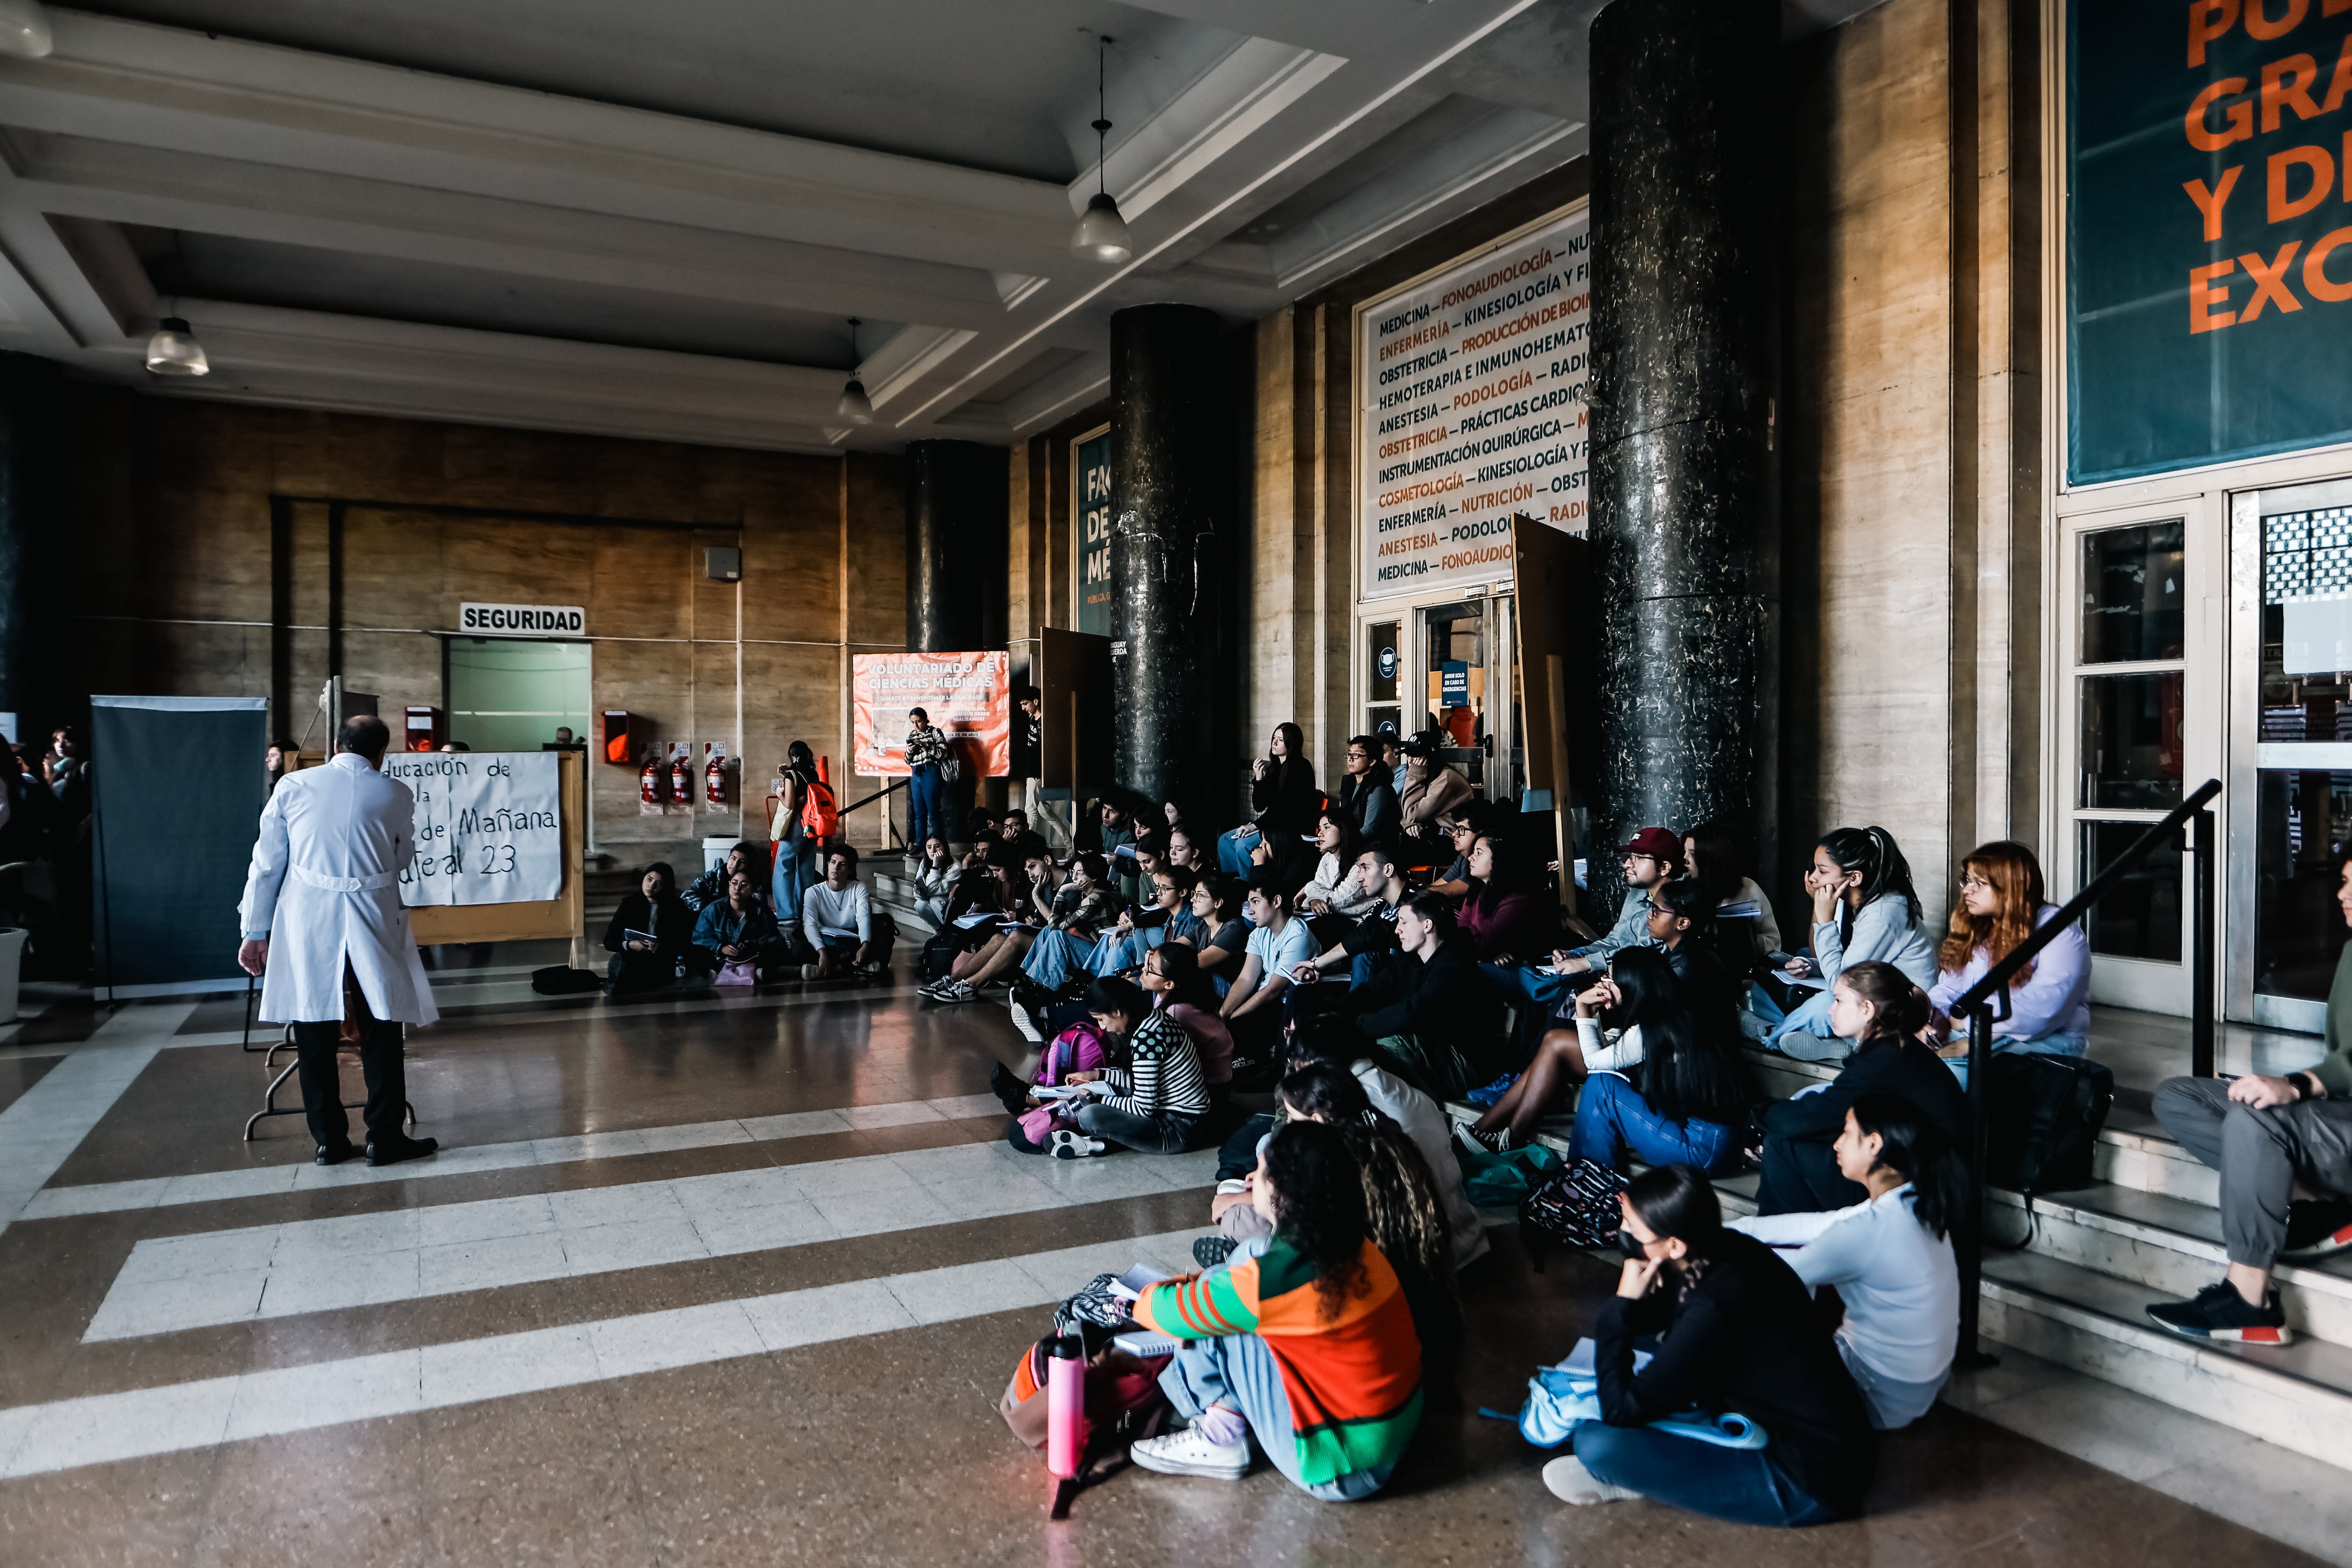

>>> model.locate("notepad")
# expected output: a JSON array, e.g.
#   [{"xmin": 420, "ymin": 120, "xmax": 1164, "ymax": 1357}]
[
  {"xmin": 953, "ymin": 912, "xmax": 1002, "ymax": 929},
  {"xmin": 1107, "ymin": 1263, "xmax": 1174, "ymax": 1301}
]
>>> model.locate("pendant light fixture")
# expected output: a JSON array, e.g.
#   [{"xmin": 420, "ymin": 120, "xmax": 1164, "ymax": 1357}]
[
  {"xmin": 1071, "ymin": 35, "xmax": 1131, "ymax": 265},
  {"xmin": 834, "ymin": 317, "xmax": 873, "ymax": 424},
  {"xmin": 145, "ymin": 315, "xmax": 209, "ymax": 377},
  {"xmin": 0, "ymin": 0, "xmax": 53, "ymax": 59}
]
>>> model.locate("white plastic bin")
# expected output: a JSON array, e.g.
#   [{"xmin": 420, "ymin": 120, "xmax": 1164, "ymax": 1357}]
[
  {"xmin": 701, "ymin": 836, "xmax": 737, "ymax": 876},
  {"xmin": 0, "ymin": 927, "xmax": 24, "ymax": 1023}
]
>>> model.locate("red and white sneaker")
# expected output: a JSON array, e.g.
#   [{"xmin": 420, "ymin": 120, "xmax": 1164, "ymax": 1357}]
[
  {"xmin": 2282, "ymin": 1199, "xmax": 2352, "ymax": 1262},
  {"xmin": 2146, "ymin": 1282, "xmax": 2293, "ymax": 1345}
]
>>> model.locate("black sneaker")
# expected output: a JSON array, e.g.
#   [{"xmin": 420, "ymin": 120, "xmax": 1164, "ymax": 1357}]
[
  {"xmin": 2284, "ymin": 1199, "xmax": 2352, "ymax": 1261},
  {"xmin": 1192, "ymin": 1235, "xmax": 1239, "ymax": 1270},
  {"xmin": 988, "ymin": 1061, "xmax": 1028, "ymax": 1115},
  {"xmin": 2146, "ymin": 1281, "xmax": 2293, "ymax": 1345}
]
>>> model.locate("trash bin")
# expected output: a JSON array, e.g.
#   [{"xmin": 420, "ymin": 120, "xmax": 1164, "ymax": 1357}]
[{"xmin": 0, "ymin": 927, "xmax": 24, "ymax": 1023}]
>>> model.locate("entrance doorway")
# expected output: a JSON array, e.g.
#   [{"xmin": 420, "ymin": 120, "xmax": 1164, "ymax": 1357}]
[
  {"xmin": 1356, "ymin": 594, "xmax": 1523, "ymax": 806},
  {"xmin": 445, "ymin": 638, "xmax": 592, "ymax": 753}
]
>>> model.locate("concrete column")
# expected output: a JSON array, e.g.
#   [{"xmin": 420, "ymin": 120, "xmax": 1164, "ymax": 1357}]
[
  {"xmin": 0, "ymin": 353, "xmax": 64, "ymax": 732},
  {"xmin": 903, "ymin": 440, "xmax": 1008, "ymax": 653},
  {"xmin": 1109, "ymin": 304, "xmax": 1232, "ymax": 815},
  {"xmin": 1587, "ymin": 0, "xmax": 1781, "ymax": 913}
]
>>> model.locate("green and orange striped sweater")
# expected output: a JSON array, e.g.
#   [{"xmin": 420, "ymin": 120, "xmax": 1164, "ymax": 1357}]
[{"xmin": 1134, "ymin": 1237, "xmax": 1423, "ymax": 1486}]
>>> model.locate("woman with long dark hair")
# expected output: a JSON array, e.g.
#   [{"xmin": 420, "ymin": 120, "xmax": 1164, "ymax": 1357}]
[
  {"xmin": 1458, "ymin": 830, "xmax": 1549, "ymax": 963},
  {"xmin": 1927, "ymin": 839, "xmax": 2090, "ymax": 1073},
  {"xmin": 770, "ymin": 740, "xmax": 822, "ymax": 924},
  {"xmin": 1140, "ymin": 940, "xmax": 1233, "ymax": 1090},
  {"xmin": 1732, "ymin": 1094, "xmax": 1962, "ymax": 1429},
  {"xmin": 1128, "ymin": 1119, "xmax": 1423, "ymax": 1499},
  {"xmin": 1295, "ymin": 806, "xmax": 1375, "ymax": 918},
  {"xmin": 1462, "ymin": 947, "xmax": 1678, "ymax": 1151},
  {"xmin": 602, "ymin": 861, "xmax": 690, "ymax": 994},
  {"xmin": 1542, "ymin": 1164, "xmax": 1874, "ymax": 1524},
  {"xmin": 1565, "ymin": 988, "xmax": 1749, "ymax": 1177},
  {"xmin": 1218, "ymin": 722, "xmax": 1319, "ymax": 877},
  {"xmin": 1771, "ymin": 825, "xmax": 1937, "ymax": 1058},
  {"xmin": 1754, "ymin": 960, "xmax": 1968, "ymax": 1215},
  {"xmin": 1682, "ymin": 818, "xmax": 1781, "ymax": 960}
]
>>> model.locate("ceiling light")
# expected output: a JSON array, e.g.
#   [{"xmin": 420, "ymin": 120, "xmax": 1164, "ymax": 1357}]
[
  {"xmin": 144, "ymin": 316, "xmax": 208, "ymax": 377},
  {"xmin": 0, "ymin": 0, "xmax": 52, "ymax": 59},
  {"xmin": 1071, "ymin": 36, "xmax": 1131, "ymax": 265},
  {"xmin": 835, "ymin": 316, "xmax": 872, "ymax": 424}
]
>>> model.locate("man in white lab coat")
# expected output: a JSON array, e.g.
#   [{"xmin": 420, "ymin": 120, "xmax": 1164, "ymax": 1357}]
[{"xmin": 236, "ymin": 715, "xmax": 440, "ymax": 1167}]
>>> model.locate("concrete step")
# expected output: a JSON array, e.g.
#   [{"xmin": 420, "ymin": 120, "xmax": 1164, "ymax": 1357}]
[
  {"xmin": 863, "ymin": 868, "xmax": 937, "ymax": 937},
  {"xmin": 1979, "ymin": 1248, "xmax": 2352, "ymax": 1470}
]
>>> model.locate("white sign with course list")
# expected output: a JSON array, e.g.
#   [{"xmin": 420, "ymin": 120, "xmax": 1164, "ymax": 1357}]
[
  {"xmin": 388, "ymin": 751, "xmax": 564, "ymax": 906},
  {"xmin": 1358, "ymin": 206, "xmax": 1590, "ymax": 599}
]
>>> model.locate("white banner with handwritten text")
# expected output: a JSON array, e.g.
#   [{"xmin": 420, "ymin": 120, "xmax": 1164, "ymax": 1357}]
[{"xmin": 387, "ymin": 752, "xmax": 564, "ymax": 906}]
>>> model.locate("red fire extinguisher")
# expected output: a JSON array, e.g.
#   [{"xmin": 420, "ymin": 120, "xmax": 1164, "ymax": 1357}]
[
  {"xmin": 705, "ymin": 744, "xmax": 726, "ymax": 812},
  {"xmin": 670, "ymin": 747, "xmax": 693, "ymax": 808},
  {"xmin": 640, "ymin": 750, "xmax": 664, "ymax": 810}
]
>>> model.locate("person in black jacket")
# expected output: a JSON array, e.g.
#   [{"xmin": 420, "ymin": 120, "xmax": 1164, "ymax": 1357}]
[
  {"xmin": 1755, "ymin": 960, "xmax": 1967, "ymax": 1215},
  {"xmin": 682, "ymin": 841, "xmax": 758, "ymax": 914},
  {"xmin": 1337, "ymin": 733, "xmax": 1399, "ymax": 855},
  {"xmin": 603, "ymin": 862, "xmax": 692, "ymax": 994},
  {"xmin": 1344, "ymin": 891, "xmax": 1502, "ymax": 1100},
  {"xmin": 1218, "ymin": 722, "xmax": 1319, "ymax": 879},
  {"xmin": 1545, "ymin": 1163, "xmax": 1875, "ymax": 1524}
]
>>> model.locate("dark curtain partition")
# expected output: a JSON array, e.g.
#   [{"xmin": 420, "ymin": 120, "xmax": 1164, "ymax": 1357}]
[{"xmin": 91, "ymin": 696, "xmax": 268, "ymax": 997}]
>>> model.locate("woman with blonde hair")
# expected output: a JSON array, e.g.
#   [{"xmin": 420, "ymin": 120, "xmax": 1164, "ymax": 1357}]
[{"xmin": 1926, "ymin": 840, "xmax": 2090, "ymax": 1074}]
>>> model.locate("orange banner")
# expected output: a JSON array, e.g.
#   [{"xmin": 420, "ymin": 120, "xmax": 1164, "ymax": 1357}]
[{"xmin": 851, "ymin": 651, "xmax": 1009, "ymax": 777}]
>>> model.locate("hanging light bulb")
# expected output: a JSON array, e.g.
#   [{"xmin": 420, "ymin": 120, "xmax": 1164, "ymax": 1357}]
[
  {"xmin": 1071, "ymin": 36, "xmax": 1131, "ymax": 265},
  {"xmin": 0, "ymin": 0, "xmax": 53, "ymax": 59},
  {"xmin": 834, "ymin": 316, "xmax": 872, "ymax": 424},
  {"xmin": 145, "ymin": 316, "xmax": 209, "ymax": 377}
]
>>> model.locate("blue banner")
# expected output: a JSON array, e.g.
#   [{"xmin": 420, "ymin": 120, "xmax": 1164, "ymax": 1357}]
[{"xmin": 1076, "ymin": 431, "xmax": 1114, "ymax": 637}]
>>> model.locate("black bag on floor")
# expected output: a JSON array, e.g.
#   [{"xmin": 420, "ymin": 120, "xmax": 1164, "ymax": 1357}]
[
  {"xmin": 921, "ymin": 927, "xmax": 962, "ymax": 983},
  {"xmin": 1984, "ymin": 1052, "xmax": 2113, "ymax": 1195},
  {"xmin": 531, "ymin": 965, "xmax": 604, "ymax": 995}
]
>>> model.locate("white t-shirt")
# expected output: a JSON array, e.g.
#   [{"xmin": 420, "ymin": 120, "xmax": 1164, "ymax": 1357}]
[{"xmin": 1242, "ymin": 917, "xmax": 1316, "ymax": 1000}]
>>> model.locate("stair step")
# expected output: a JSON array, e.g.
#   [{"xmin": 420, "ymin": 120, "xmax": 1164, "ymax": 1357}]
[
  {"xmin": 1978, "ymin": 1248, "xmax": 2352, "ymax": 1468},
  {"xmin": 1992, "ymin": 1182, "xmax": 2352, "ymax": 1347}
]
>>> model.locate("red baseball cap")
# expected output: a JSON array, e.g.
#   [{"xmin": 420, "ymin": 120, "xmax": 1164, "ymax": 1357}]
[{"xmin": 1617, "ymin": 826, "xmax": 1684, "ymax": 860}]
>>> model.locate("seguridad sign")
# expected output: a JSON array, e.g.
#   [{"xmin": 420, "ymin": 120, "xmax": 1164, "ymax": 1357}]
[
  {"xmin": 458, "ymin": 602, "xmax": 586, "ymax": 636},
  {"xmin": 851, "ymin": 651, "xmax": 1010, "ymax": 777},
  {"xmin": 1356, "ymin": 205, "xmax": 1590, "ymax": 600}
]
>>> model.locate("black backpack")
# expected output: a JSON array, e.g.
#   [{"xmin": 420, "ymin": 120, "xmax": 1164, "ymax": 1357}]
[
  {"xmin": 530, "ymin": 964, "xmax": 604, "ymax": 995},
  {"xmin": 1983, "ymin": 1052, "xmax": 2113, "ymax": 1195}
]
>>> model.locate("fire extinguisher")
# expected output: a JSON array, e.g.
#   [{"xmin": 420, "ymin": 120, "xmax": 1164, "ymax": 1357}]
[
  {"xmin": 670, "ymin": 747, "xmax": 693, "ymax": 808},
  {"xmin": 705, "ymin": 745, "xmax": 726, "ymax": 812},
  {"xmin": 639, "ymin": 750, "xmax": 664, "ymax": 812}
]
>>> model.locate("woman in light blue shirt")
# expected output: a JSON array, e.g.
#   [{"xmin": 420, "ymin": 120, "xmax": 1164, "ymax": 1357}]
[{"xmin": 1772, "ymin": 825, "xmax": 1937, "ymax": 1060}]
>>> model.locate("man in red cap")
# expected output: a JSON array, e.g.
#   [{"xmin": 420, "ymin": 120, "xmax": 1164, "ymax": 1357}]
[{"xmin": 1555, "ymin": 826, "xmax": 1683, "ymax": 977}]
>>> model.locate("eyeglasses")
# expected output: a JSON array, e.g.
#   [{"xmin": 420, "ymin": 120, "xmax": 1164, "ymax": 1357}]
[{"xmin": 1962, "ymin": 873, "xmax": 1994, "ymax": 891}]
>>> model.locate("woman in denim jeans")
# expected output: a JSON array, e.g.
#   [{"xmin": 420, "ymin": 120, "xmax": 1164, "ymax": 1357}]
[
  {"xmin": 903, "ymin": 707, "xmax": 951, "ymax": 848},
  {"xmin": 1567, "ymin": 987, "xmax": 1748, "ymax": 1178}
]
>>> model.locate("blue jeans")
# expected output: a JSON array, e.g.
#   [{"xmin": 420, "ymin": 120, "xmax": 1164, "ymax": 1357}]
[
  {"xmin": 908, "ymin": 763, "xmax": 949, "ymax": 846},
  {"xmin": 771, "ymin": 831, "xmax": 816, "ymax": 929},
  {"xmin": 1023, "ymin": 929, "xmax": 1095, "ymax": 989},
  {"xmin": 1569, "ymin": 1071, "xmax": 1738, "ymax": 1175},
  {"xmin": 1481, "ymin": 960, "xmax": 1577, "ymax": 1016},
  {"xmin": 1217, "ymin": 826, "xmax": 1262, "ymax": 875},
  {"xmin": 1159, "ymin": 1332, "xmax": 1402, "ymax": 1501},
  {"xmin": 1572, "ymin": 1421, "xmax": 1844, "ymax": 1527}
]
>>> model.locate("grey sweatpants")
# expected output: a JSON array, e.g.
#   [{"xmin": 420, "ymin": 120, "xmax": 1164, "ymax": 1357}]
[{"xmin": 2153, "ymin": 1076, "xmax": 2352, "ymax": 1268}]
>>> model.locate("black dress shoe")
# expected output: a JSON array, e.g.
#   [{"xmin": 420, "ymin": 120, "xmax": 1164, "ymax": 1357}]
[
  {"xmin": 315, "ymin": 1144, "xmax": 356, "ymax": 1167},
  {"xmin": 365, "ymin": 1134, "xmax": 439, "ymax": 1167}
]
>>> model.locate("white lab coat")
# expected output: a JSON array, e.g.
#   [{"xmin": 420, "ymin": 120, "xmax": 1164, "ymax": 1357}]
[{"xmin": 238, "ymin": 751, "xmax": 439, "ymax": 1026}]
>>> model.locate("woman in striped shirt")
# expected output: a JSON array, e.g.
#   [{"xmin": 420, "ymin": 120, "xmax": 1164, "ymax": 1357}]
[
  {"xmin": 1128, "ymin": 1120, "xmax": 1424, "ymax": 1499},
  {"xmin": 1055, "ymin": 975, "xmax": 1209, "ymax": 1157}
]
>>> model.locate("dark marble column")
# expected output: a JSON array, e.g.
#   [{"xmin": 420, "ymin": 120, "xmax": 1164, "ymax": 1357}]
[
  {"xmin": 903, "ymin": 440, "xmax": 1008, "ymax": 653},
  {"xmin": 0, "ymin": 353, "xmax": 64, "ymax": 733},
  {"xmin": 1109, "ymin": 304, "xmax": 1231, "ymax": 816},
  {"xmin": 1587, "ymin": 0, "xmax": 1781, "ymax": 916}
]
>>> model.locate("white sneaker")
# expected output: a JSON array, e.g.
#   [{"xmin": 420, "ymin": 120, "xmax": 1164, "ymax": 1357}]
[
  {"xmin": 1048, "ymin": 1130, "xmax": 1105, "ymax": 1160},
  {"xmin": 1009, "ymin": 998, "xmax": 1044, "ymax": 1044},
  {"xmin": 1129, "ymin": 1425, "xmax": 1250, "ymax": 1480},
  {"xmin": 934, "ymin": 979, "xmax": 975, "ymax": 1002},
  {"xmin": 1455, "ymin": 1119, "xmax": 1514, "ymax": 1154},
  {"xmin": 1542, "ymin": 1456, "xmax": 1640, "ymax": 1506}
]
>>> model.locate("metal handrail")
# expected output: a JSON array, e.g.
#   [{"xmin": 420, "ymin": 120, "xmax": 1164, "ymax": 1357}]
[
  {"xmin": 837, "ymin": 777, "xmax": 906, "ymax": 850},
  {"xmin": 1951, "ymin": 775, "xmax": 2221, "ymax": 1364}
]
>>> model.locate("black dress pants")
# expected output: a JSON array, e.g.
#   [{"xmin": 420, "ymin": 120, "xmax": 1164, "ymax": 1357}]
[
  {"xmin": 291, "ymin": 971, "xmax": 407, "ymax": 1149},
  {"xmin": 1754, "ymin": 1131, "xmax": 1868, "ymax": 1216}
]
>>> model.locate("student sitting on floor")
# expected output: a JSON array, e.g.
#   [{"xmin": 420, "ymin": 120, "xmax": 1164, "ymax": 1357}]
[
  {"xmin": 1926, "ymin": 839, "xmax": 2090, "ymax": 1075},
  {"xmin": 1461, "ymin": 946, "xmax": 1678, "ymax": 1153},
  {"xmin": 1562, "ymin": 974, "xmax": 1748, "ymax": 1178},
  {"xmin": 1289, "ymin": 843, "xmax": 1408, "ymax": 990},
  {"xmin": 682, "ymin": 840, "xmax": 759, "ymax": 914},
  {"xmin": 1090, "ymin": 865, "xmax": 1203, "ymax": 975},
  {"xmin": 1295, "ymin": 808, "xmax": 1381, "ymax": 922},
  {"xmin": 1127, "ymin": 1120, "xmax": 1423, "ymax": 1500},
  {"xmin": 1422, "ymin": 813, "xmax": 1483, "ymax": 898},
  {"xmin": 602, "ymin": 861, "xmax": 692, "ymax": 994},
  {"xmin": 2145, "ymin": 842, "xmax": 2352, "ymax": 1344},
  {"xmin": 1753, "ymin": 961, "xmax": 1967, "ymax": 1216},
  {"xmin": 1541, "ymin": 1164, "xmax": 1874, "ymax": 1526},
  {"xmin": 1343, "ymin": 890, "xmax": 1504, "ymax": 1103},
  {"xmin": 1018, "ymin": 851, "xmax": 1126, "ymax": 991},
  {"xmin": 1189, "ymin": 872, "xmax": 1253, "ymax": 999},
  {"xmin": 1731, "ymin": 1094, "xmax": 1962, "ymax": 1428},
  {"xmin": 1458, "ymin": 828, "xmax": 1552, "ymax": 964},
  {"xmin": 691, "ymin": 869, "xmax": 792, "ymax": 982},
  {"xmin": 1140, "ymin": 941, "xmax": 1233, "ymax": 1092},
  {"xmin": 1553, "ymin": 826, "xmax": 1681, "ymax": 976},
  {"xmin": 1219, "ymin": 873, "xmax": 1316, "ymax": 1083},
  {"xmin": 909, "ymin": 834, "xmax": 958, "ymax": 927},
  {"xmin": 799, "ymin": 846, "xmax": 891, "ymax": 979},
  {"xmin": 1049, "ymin": 976, "xmax": 1209, "ymax": 1157},
  {"xmin": 922, "ymin": 849, "xmax": 1067, "ymax": 1001},
  {"xmin": 1682, "ymin": 818, "xmax": 1783, "ymax": 961},
  {"xmin": 1772, "ymin": 825, "xmax": 1937, "ymax": 1058}
]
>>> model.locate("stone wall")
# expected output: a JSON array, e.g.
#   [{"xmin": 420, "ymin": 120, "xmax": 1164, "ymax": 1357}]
[{"xmin": 65, "ymin": 389, "xmax": 906, "ymax": 862}]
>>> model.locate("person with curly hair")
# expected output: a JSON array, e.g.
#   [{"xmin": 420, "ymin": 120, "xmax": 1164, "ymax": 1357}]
[{"xmin": 1924, "ymin": 839, "xmax": 2090, "ymax": 1072}]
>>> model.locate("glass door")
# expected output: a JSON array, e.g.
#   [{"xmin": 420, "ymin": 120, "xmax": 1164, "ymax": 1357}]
[
  {"xmin": 2230, "ymin": 478, "xmax": 2352, "ymax": 1032},
  {"xmin": 2061, "ymin": 512, "xmax": 2215, "ymax": 1014},
  {"xmin": 1414, "ymin": 597, "xmax": 1521, "ymax": 804}
]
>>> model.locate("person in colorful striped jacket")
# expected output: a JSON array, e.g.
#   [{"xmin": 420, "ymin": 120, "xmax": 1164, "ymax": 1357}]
[{"xmin": 1126, "ymin": 1120, "xmax": 1423, "ymax": 1499}]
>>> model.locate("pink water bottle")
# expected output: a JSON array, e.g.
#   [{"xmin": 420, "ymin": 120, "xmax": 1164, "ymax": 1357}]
[{"xmin": 1045, "ymin": 1333, "xmax": 1086, "ymax": 1480}]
